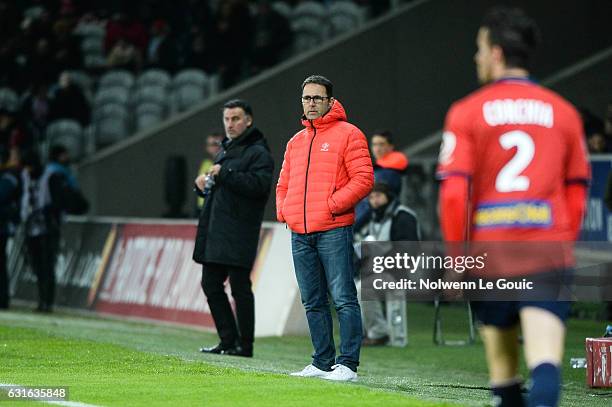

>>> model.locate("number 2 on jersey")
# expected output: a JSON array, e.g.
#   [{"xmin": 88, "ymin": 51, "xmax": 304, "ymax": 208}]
[{"xmin": 495, "ymin": 130, "xmax": 534, "ymax": 192}]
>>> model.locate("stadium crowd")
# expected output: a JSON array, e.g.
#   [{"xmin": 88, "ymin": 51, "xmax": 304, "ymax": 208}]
[{"xmin": 0, "ymin": 0, "xmax": 406, "ymax": 167}]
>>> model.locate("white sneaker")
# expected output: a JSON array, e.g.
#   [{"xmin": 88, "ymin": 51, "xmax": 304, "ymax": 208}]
[
  {"xmin": 290, "ymin": 364, "xmax": 330, "ymax": 378},
  {"xmin": 322, "ymin": 364, "xmax": 358, "ymax": 382}
]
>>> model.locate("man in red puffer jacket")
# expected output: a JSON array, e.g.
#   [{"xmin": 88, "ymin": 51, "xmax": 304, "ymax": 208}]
[{"xmin": 276, "ymin": 75, "xmax": 374, "ymax": 382}]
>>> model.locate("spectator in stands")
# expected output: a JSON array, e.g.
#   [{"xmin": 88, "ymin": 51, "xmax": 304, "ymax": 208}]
[
  {"xmin": 49, "ymin": 72, "xmax": 91, "ymax": 126},
  {"xmin": 195, "ymin": 131, "xmax": 225, "ymax": 214},
  {"xmin": 146, "ymin": 19, "xmax": 178, "ymax": 72},
  {"xmin": 183, "ymin": 24, "xmax": 218, "ymax": 74},
  {"xmin": 250, "ymin": 0, "xmax": 293, "ymax": 74},
  {"xmin": 25, "ymin": 37, "xmax": 59, "ymax": 86},
  {"xmin": 107, "ymin": 37, "xmax": 143, "ymax": 72},
  {"xmin": 20, "ymin": 82, "xmax": 51, "ymax": 143},
  {"xmin": 104, "ymin": 11, "xmax": 148, "ymax": 55},
  {"xmin": 194, "ymin": 99, "xmax": 274, "ymax": 358},
  {"xmin": 216, "ymin": 0, "xmax": 254, "ymax": 88},
  {"xmin": 179, "ymin": 0, "xmax": 217, "ymax": 71},
  {"xmin": 355, "ymin": 130, "xmax": 409, "ymax": 230},
  {"xmin": 0, "ymin": 144, "xmax": 21, "ymax": 310},
  {"xmin": 52, "ymin": 12, "xmax": 82, "ymax": 72},
  {"xmin": 0, "ymin": 109, "xmax": 30, "ymax": 152},
  {"xmin": 354, "ymin": 182, "xmax": 420, "ymax": 346},
  {"xmin": 582, "ymin": 109, "xmax": 607, "ymax": 153}
]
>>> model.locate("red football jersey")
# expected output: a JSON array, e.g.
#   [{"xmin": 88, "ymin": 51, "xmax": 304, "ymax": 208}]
[{"xmin": 437, "ymin": 78, "xmax": 590, "ymax": 242}]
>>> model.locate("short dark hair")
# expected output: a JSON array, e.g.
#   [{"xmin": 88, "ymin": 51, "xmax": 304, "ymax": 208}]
[
  {"xmin": 302, "ymin": 75, "xmax": 333, "ymax": 97},
  {"xmin": 372, "ymin": 130, "xmax": 394, "ymax": 145},
  {"xmin": 370, "ymin": 181, "xmax": 395, "ymax": 200},
  {"xmin": 49, "ymin": 144, "xmax": 68, "ymax": 162},
  {"xmin": 223, "ymin": 99, "xmax": 253, "ymax": 117},
  {"xmin": 481, "ymin": 7, "xmax": 540, "ymax": 70}
]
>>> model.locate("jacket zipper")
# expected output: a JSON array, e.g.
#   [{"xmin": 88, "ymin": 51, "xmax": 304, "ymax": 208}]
[{"xmin": 303, "ymin": 122, "xmax": 317, "ymax": 233}]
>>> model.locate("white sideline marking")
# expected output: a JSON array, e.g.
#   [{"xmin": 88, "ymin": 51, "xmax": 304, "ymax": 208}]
[{"xmin": 0, "ymin": 384, "xmax": 103, "ymax": 407}]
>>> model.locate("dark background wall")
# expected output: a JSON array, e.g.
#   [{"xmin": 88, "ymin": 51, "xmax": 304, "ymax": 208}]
[{"xmin": 77, "ymin": 0, "xmax": 612, "ymax": 219}]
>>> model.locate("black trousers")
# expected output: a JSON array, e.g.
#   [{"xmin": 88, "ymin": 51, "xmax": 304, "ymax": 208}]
[
  {"xmin": 26, "ymin": 234, "xmax": 59, "ymax": 310},
  {"xmin": 201, "ymin": 263, "xmax": 254, "ymax": 350},
  {"xmin": 0, "ymin": 235, "xmax": 8, "ymax": 308}
]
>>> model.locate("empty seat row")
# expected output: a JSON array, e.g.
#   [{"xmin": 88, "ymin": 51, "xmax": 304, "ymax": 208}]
[{"xmin": 98, "ymin": 69, "xmax": 218, "ymax": 92}]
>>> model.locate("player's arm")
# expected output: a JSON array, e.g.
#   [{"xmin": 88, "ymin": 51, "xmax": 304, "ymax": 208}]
[
  {"xmin": 439, "ymin": 176, "xmax": 469, "ymax": 241},
  {"xmin": 436, "ymin": 103, "xmax": 474, "ymax": 242},
  {"xmin": 564, "ymin": 107, "xmax": 591, "ymax": 239},
  {"xmin": 565, "ymin": 183, "xmax": 587, "ymax": 239}
]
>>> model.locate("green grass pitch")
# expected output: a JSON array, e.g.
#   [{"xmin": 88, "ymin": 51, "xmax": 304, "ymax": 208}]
[{"xmin": 0, "ymin": 303, "xmax": 610, "ymax": 406}]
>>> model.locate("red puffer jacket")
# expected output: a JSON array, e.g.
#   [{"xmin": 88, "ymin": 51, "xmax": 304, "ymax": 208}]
[{"xmin": 276, "ymin": 100, "xmax": 374, "ymax": 233}]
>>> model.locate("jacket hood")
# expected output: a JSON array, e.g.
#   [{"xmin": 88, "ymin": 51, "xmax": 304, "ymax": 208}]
[
  {"xmin": 376, "ymin": 150, "xmax": 409, "ymax": 171},
  {"xmin": 301, "ymin": 99, "xmax": 347, "ymax": 130}
]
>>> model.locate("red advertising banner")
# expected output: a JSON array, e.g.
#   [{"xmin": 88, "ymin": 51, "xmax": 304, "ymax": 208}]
[
  {"xmin": 10, "ymin": 217, "xmax": 304, "ymax": 336},
  {"xmin": 94, "ymin": 223, "xmax": 216, "ymax": 329}
]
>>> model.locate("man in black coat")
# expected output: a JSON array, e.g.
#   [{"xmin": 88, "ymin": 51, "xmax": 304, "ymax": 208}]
[{"xmin": 193, "ymin": 99, "xmax": 274, "ymax": 357}]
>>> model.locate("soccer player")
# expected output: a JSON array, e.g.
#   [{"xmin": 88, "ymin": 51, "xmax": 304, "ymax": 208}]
[{"xmin": 436, "ymin": 7, "xmax": 590, "ymax": 407}]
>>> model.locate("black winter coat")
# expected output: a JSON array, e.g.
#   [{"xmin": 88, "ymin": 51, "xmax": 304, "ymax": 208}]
[{"xmin": 193, "ymin": 127, "xmax": 274, "ymax": 269}]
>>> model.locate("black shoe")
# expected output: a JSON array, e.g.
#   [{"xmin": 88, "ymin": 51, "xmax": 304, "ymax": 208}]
[
  {"xmin": 222, "ymin": 346, "xmax": 253, "ymax": 358},
  {"xmin": 199, "ymin": 343, "xmax": 229, "ymax": 354}
]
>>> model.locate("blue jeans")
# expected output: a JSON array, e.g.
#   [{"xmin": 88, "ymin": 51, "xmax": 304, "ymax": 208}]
[{"xmin": 291, "ymin": 226, "xmax": 362, "ymax": 372}]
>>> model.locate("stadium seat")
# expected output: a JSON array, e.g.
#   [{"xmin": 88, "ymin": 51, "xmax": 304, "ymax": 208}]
[
  {"xmin": 84, "ymin": 54, "xmax": 107, "ymax": 69},
  {"xmin": 95, "ymin": 113, "xmax": 130, "ymax": 147},
  {"xmin": 0, "ymin": 87, "xmax": 19, "ymax": 112},
  {"xmin": 132, "ymin": 86, "xmax": 168, "ymax": 110},
  {"xmin": 328, "ymin": 1, "xmax": 365, "ymax": 36},
  {"xmin": 135, "ymin": 103, "xmax": 165, "ymax": 131},
  {"xmin": 83, "ymin": 124, "xmax": 96, "ymax": 155},
  {"xmin": 291, "ymin": 0, "xmax": 328, "ymax": 43},
  {"xmin": 172, "ymin": 69, "xmax": 209, "ymax": 112},
  {"xmin": 81, "ymin": 37, "xmax": 104, "ymax": 55},
  {"xmin": 92, "ymin": 103, "xmax": 131, "ymax": 147},
  {"xmin": 209, "ymin": 74, "xmax": 221, "ymax": 95},
  {"xmin": 137, "ymin": 69, "xmax": 171, "ymax": 89},
  {"xmin": 92, "ymin": 103, "xmax": 128, "ymax": 123},
  {"xmin": 73, "ymin": 23, "xmax": 105, "ymax": 39},
  {"xmin": 173, "ymin": 85, "xmax": 206, "ymax": 112},
  {"xmin": 292, "ymin": 1, "xmax": 327, "ymax": 22},
  {"xmin": 46, "ymin": 119, "xmax": 84, "ymax": 160},
  {"xmin": 99, "ymin": 70, "xmax": 135, "ymax": 90},
  {"xmin": 23, "ymin": 6, "xmax": 44, "ymax": 20},
  {"xmin": 94, "ymin": 87, "xmax": 130, "ymax": 108},
  {"xmin": 292, "ymin": 19, "xmax": 326, "ymax": 51},
  {"xmin": 173, "ymin": 69, "xmax": 208, "ymax": 89},
  {"xmin": 272, "ymin": 1, "xmax": 292, "ymax": 17}
]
